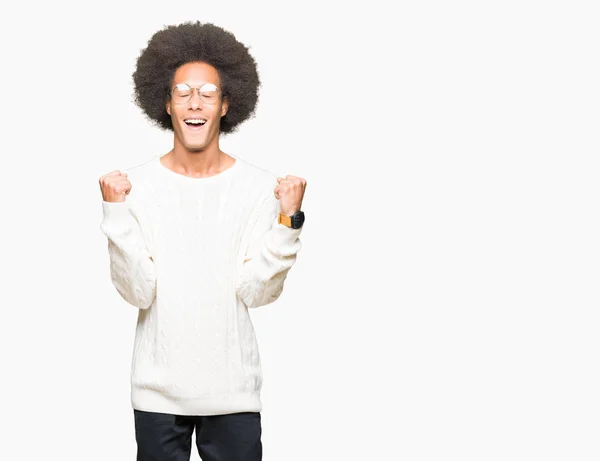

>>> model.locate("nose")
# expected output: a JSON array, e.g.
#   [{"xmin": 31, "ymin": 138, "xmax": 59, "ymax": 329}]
[{"xmin": 188, "ymin": 88, "xmax": 204, "ymax": 110}]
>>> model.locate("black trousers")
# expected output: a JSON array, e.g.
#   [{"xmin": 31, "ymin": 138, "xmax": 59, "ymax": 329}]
[{"xmin": 134, "ymin": 409, "xmax": 262, "ymax": 461}]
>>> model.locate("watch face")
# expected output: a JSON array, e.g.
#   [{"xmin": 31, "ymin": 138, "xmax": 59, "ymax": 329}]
[{"xmin": 292, "ymin": 211, "xmax": 305, "ymax": 228}]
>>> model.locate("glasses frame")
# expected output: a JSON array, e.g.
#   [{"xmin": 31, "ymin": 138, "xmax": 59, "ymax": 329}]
[{"xmin": 169, "ymin": 83, "xmax": 222, "ymax": 105}]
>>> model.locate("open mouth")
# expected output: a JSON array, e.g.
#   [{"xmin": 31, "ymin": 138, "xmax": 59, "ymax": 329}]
[{"xmin": 184, "ymin": 118, "xmax": 207, "ymax": 130}]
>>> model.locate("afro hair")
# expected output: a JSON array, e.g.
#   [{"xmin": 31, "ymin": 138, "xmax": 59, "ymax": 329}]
[{"xmin": 132, "ymin": 21, "xmax": 260, "ymax": 134}]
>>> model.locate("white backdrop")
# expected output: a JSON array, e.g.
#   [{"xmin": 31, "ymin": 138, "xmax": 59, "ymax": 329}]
[{"xmin": 0, "ymin": 1, "xmax": 598, "ymax": 460}]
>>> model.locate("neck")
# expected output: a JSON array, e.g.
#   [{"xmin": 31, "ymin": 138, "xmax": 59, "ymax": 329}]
[{"xmin": 168, "ymin": 139, "xmax": 227, "ymax": 176}]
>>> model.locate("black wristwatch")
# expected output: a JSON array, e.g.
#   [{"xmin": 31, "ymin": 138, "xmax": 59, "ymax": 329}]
[{"xmin": 278, "ymin": 210, "xmax": 305, "ymax": 229}]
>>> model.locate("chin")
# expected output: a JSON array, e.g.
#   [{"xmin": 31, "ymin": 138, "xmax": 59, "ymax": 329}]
[
  {"xmin": 178, "ymin": 133, "xmax": 207, "ymax": 150},
  {"xmin": 184, "ymin": 143, "xmax": 208, "ymax": 152},
  {"xmin": 184, "ymin": 142, "xmax": 208, "ymax": 152}
]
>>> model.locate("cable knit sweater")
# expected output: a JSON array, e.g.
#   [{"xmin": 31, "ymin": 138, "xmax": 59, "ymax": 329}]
[{"xmin": 99, "ymin": 153, "xmax": 303, "ymax": 416}]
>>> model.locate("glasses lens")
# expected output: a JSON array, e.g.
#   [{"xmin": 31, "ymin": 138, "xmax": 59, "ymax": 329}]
[
  {"xmin": 172, "ymin": 84, "xmax": 191, "ymax": 104},
  {"xmin": 200, "ymin": 90, "xmax": 218, "ymax": 104},
  {"xmin": 199, "ymin": 83, "xmax": 219, "ymax": 104}
]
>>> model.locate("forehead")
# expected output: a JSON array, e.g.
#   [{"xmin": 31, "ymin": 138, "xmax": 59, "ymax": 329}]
[{"xmin": 172, "ymin": 61, "xmax": 221, "ymax": 87}]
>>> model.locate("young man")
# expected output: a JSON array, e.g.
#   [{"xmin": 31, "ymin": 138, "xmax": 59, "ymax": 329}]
[{"xmin": 98, "ymin": 22, "xmax": 306, "ymax": 461}]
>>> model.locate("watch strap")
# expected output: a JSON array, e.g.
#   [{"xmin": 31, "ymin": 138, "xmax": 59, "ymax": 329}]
[{"xmin": 278, "ymin": 212, "xmax": 292, "ymax": 227}]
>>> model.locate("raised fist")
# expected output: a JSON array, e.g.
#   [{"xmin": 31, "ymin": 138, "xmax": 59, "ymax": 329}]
[
  {"xmin": 99, "ymin": 170, "xmax": 132, "ymax": 203},
  {"xmin": 274, "ymin": 175, "xmax": 307, "ymax": 216}
]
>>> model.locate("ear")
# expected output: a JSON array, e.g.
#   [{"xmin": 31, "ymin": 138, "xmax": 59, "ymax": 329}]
[
  {"xmin": 166, "ymin": 99, "xmax": 171, "ymax": 116},
  {"xmin": 221, "ymin": 97, "xmax": 228, "ymax": 117}
]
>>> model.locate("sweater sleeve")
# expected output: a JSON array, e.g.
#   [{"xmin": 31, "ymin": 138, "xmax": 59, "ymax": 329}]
[
  {"xmin": 100, "ymin": 200, "xmax": 157, "ymax": 310},
  {"xmin": 235, "ymin": 192, "xmax": 303, "ymax": 309}
]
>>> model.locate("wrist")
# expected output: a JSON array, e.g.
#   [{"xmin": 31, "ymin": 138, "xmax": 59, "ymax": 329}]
[{"xmin": 278, "ymin": 210, "xmax": 305, "ymax": 229}]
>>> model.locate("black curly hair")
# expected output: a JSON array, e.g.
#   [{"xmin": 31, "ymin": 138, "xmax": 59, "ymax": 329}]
[{"xmin": 132, "ymin": 21, "xmax": 260, "ymax": 134}]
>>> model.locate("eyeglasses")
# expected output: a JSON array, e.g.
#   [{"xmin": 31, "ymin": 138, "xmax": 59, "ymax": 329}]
[{"xmin": 169, "ymin": 83, "xmax": 221, "ymax": 105}]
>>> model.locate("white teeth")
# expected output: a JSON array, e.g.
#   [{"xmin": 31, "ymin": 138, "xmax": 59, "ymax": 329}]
[{"xmin": 185, "ymin": 119, "xmax": 206, "ymax": 125}]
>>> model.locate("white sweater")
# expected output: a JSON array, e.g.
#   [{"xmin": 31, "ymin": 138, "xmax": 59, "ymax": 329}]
[{"xmin": 99, "ymin": 153, "xmax": 303, "ymax": 416}]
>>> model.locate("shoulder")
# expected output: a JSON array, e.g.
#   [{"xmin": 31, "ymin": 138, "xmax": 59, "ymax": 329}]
[
  {"xmin": 233, "ymin": 156, "xmax": 281, "ymax": 218},
  {"xmin": 234, "ymin": 155, "xmax": 278, "ymax": 198},
  {"xmin": 235, "ymin": 155, "xmax": 277, "ymax": 185},
  {"xmin": 118, "ymin": 154, "xmax": 160, "ymax": 205},
  {"xmin": 121, "ymin": 154, "xmax": 158, "ymax": 183}
]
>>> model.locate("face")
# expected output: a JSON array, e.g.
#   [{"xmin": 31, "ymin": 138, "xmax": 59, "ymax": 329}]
[{"xmin": 166, "ymin": 61, "xmax": 228, "ymax": 152}]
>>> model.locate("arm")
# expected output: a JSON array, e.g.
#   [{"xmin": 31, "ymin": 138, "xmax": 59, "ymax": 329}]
[
  {"xmin": 235, "ymin": 192, "xmax": 303, "ymax": 309},
  {"xmin": 100, "ymin": 200, "xmax": 157, "ymax": 310}
]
